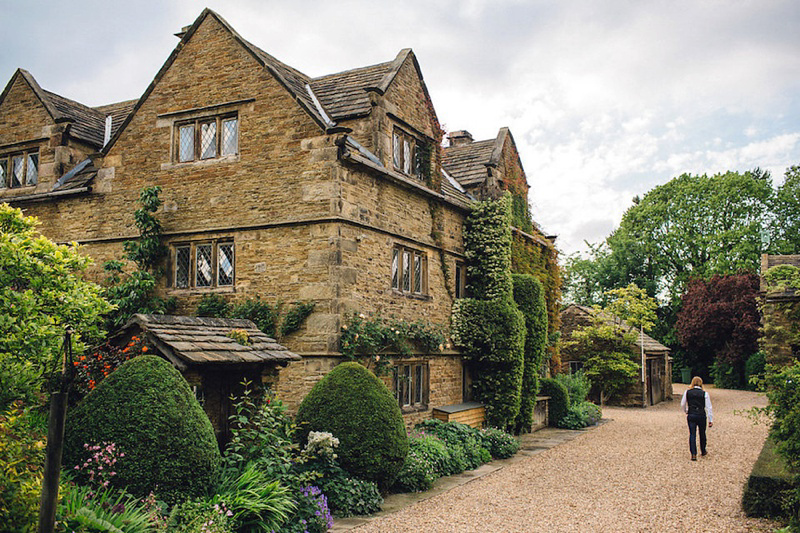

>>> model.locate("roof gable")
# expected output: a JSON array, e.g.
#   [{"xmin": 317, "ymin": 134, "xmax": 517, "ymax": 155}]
[{"xmin": 102, "ymin": 8, "xmax": 333, "ymax": 155}]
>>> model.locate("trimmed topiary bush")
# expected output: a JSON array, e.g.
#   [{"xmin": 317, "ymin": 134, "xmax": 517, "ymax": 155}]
[
  {"xmin": 295, "ymin": 362, "xmax": 408, "ymax": 490},
  {"xmin": 63, "ymin": 356, "xmax": 220, "ymax": 503},
  {"xmin": 539, "ymin": 378, "xmax": 570, "ymax": 427},
  {"xmin": 742, "ymin": 436, "xmax": 797, "ymax": 519},
  {"xmin": 512, "ymin": 273, "xmax": 548, "ymax": 433}
]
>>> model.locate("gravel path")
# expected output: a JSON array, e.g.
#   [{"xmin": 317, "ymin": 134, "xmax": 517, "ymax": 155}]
[{"xmin": 355, "ymin": 385, "xmax": 780, "ymax": 532}]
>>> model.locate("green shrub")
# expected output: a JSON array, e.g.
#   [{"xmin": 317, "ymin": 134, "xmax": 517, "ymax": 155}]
[
  {"xmin": 196, "ymin": 293, "xmax": 231, "ymax": 318},
  {"xmin": 452, "ymin": 297, "xmax": 526, "ymax": 430},
  {"xmin": 539, "ymin": 378, "xmax": 570, "ymax": 427},
  {"xmin": 555, "ymin": 371, "xmax": 592, "ymax": 407},
  {"xmin": 56, "ymin": 483, "xmax": 157, "ymax": 533},
  {"xmin": 579, "ymin": 401, "xmax": 603, "ymax": 426},
  {"xmin": 480, "ymin": 427, "xmax": 520, "ymax": 459},
  {"xmin": 766, "ymin": 362, "xmax": 800, "ymax": 472},
  {"xmin": 742, "ymin": 436, "xmax": 798, "ymax": 519},
  {"xmin": 512, "ymin": 274, "xmax": 548, "ymax": 433},
  {"xmin": 63, "ymin": 356, "xmax": 220, "ymax": 504},
  {"xmin": 0, "ymin": 404, "xmax": 46, "ymax": 533},
  {"xmin": 230, "ymin": 299, "xmax": 280, "ymax": 338},
  {"xmin": 745, "ymin": 352, "xmax": 767, "ymax": 391},
  {"xmin": 167, "ymin": 500, "xmax": 233, "ymax": 533},
  {"xmin": 319, "ymin": 476, "xmax": 382, "ymax": 518},
  {"xmin": 392, "ymin": 441, "xmax": 438, "ymax": 493},
  {"xmin": 558, "ymin": 405, "xmax": 589, "ymax": 429},
  {"xmin": 210, "ymin": 462, "xmax": 296, "ymax": 532},
  {"xmin": 280, "ymin": 485, "xmax": 333, "ymax": 533},
  {"xmin": 280, "ymin": 302, "xmax": 315, "ymax": 337},
  {"xmin": 711, "ymin": 359, "xmax": 744, "ymax": 389},
  {"xmin": 295, "ymin": 362, "xmax": 408, "ymax": 490},
  {"xmin": 413, "ymin": 419, "xmax": 491, "ymax": 470},
  {"xmin": 463, "ymin": 195, "xmax": 514, "ymax": 301}
]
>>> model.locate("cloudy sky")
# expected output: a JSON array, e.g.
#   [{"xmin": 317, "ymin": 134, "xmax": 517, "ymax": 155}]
[{"xmin": 2, "ymin": 0, "xmax": 798, "ymax": 256}]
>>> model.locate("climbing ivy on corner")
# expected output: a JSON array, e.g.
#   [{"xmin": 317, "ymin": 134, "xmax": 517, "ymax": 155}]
[{"xmin": 451, "ymin": 194, "xmax": 526, "ymax": 432}]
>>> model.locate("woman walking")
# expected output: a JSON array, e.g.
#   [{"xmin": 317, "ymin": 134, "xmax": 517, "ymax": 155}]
[{"xmin": 681, "ymin": 376, "xmax": 713, "ymax": 460}]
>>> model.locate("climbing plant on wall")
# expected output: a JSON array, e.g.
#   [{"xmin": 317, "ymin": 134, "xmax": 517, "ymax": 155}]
[
  {"xmin": 762, "ymin": 265, "xmax": 800, "ymax": 366},
  {"xmin": 511, "ymin": 274, "xmax": 548, "ymax": 433},
  {"xmin": 452, "ymin": 194, "xmax": 526, "ymax": 431}
]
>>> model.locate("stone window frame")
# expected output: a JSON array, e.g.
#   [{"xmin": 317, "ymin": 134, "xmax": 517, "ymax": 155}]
[
  {"xmin": 174, "ymin": 113, "xmax": 238, "ymax": 163},
  {"xmin": 569, "ymin": 360, "xmax": 584, "ymax": 374},
  {"xmin": 454, "ymin": 262, "xmax": 467, "ymax": 299},
  {"xmin": 0, "ymin": 148, "xmax": 39, "ymax": 189},
  {"xmin": 394, "ymin": 361, "xmax": 429, "ymax": 411},
  {"xmin": 391, "ymin": 244, "xmax": 428, "ymax": 297},
  {"xmin": 391, "ymin": 126, "xmax": 428, "ymax": 179},
  {"xmin": 157, "ymin": 98, "xmax": 253, "ymax": 169},
  {"xmin": 168, "ymin": 238, "xmax": 234, "ymax": 291}
]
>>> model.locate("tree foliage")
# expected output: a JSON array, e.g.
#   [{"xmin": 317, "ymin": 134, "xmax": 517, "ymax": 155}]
[
  {"xmin": 0, "ymin": 204, "xmax": 111, "ymax": 408},
  {"xmin": 676, "ymin": 272, "xmax": 761, "ymax": 384},
  {"xmin": 771, "ymin": 165, "xmax": 800, "ymax": 255}
]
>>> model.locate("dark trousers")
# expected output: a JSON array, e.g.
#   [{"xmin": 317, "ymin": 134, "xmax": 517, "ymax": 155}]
[{"xmin": 687, "ymin": 414, "xmax": 707, "ymax": 456}]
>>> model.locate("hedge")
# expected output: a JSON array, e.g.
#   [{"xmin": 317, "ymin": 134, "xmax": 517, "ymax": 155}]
[
  {"xmin": 742, "ymin": 437, "xmax": 797, "ymax": 519},
  {"xmin": 512, "ymin": 274, "xmax": 548, "ymax": 433},
  {"xmin": 539, "ymin": 378, "xmax": 570, "ymax": 427},
  {"xmin": 295, "ymin": 362, "xmax": 408, "ymax": 490}
]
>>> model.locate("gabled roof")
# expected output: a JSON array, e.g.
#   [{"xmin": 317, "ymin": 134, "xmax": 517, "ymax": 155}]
[
  {"xmin": 565, "ymin": 304, "xmax": 670, "ymax": 354},
  {"xmin": 442, "ymin": 138, "xmax": 497, "ymax": 188},
  {"xmin": 442, "ymin": 127, "xmax": 520, "ymax": 189},
  {"xmin": 310, "ymin": 60, "xmax": 394, "ymax": 120},
  {"xmin": 120, "ymin": 314, "xmax": 301, "ymax": 371},
  {"xmin": 93, "ymin": 99, "xmax": 137, "ymax": 139},
  {"xmin": 0, "ymin": 69, "xmax": 126, "ymax": 149}
]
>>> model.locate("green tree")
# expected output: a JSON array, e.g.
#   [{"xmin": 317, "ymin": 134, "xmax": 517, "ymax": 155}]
[
  {"xmin": 772, "ymin": 165, "xmax": 800, "ymax": 254},
  {"xmin": 0, "ymin": 204, "xmax": 112, "ymax": 408}
]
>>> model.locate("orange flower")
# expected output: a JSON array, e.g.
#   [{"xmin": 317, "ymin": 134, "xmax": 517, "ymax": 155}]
[
  {"xmin": 122, "ymin": 347, "xmax": 129, "ymax": 353},
  {"xmin": 97, "ymin": 354, "xmax": 103, "ymax": 360},
  {"xmin": 73, "ymin": 361, "xmax": 79, "ymax": 367},
  {"xmin": 80, "ymin": 355, "xmax": 86, "ymax": 361},
  {"xmin": 141, "ymin": 346, "xmax": 149, "ymax": 353}
]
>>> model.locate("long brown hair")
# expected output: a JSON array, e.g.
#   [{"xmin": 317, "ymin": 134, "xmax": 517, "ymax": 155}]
[{"xmin": 690, "ymin": 376, "xmax": 703, "ymax": 388}]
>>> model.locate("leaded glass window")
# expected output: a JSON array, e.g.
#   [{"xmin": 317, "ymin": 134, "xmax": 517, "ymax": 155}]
[
  {"xmin": 402, "ymin": 250, "xmax": 411, "ymax": 292},
  {"xmin": 179, "ymin": 125, "xmax": 195, "ymax": 162},
  {"xmin": 0, "ymin": 160, "xmax": 6, "ymax": 188},
  {"xmin": 175, "ymin": 114, "xmax": 237, "ymax": 163},
  {"xmin": 175, "ymin": 246, "xmax": 190, "ymax": 288},
  {"xmin": 393, "ymin": 132, "xmax": 401, "ymax": 169},
  {"xmin": 392, "ymin": 245, "xmax": 428, "ymax": 296},
  {"xmin": 395, "ymin": 363, "xmax": 428, "ymax": 409},
  {"xmin": 26, "ymin": 153, "xmax": 38, "ymax": 185},
  {"xmin": 200, "ymin": 121, "xmax": 217, "ymax": 159},
  {"xmin": 196, "ymin": 244, "xmax": 213, "ymax": 287},
  {"xmin": 218, "ymin": 243, "xmax": 234, "ymax": 286},
  {"xmin": 12, "ymin": 155, "xmax": 23, "ymax": 188},
  {"xmin": 391, "ymin": 248, "xmax": 399, "ymax": 289},
  {"xmin": 221, "ymin": 118, "xmax": 238, "ymax": 156},
  {"xmin": 413, "ymin": 254, "xmax": 422, "ymax": 294}
]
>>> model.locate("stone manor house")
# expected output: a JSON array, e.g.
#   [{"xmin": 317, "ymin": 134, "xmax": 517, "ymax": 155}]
[{"xmin": 0, "ymin": 9, "xmax": 558, "ymax": 430}]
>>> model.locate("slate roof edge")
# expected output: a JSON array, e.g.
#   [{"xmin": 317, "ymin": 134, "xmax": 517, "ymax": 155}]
[
  {"xmin": 565, "ymin": 304, "xmax": 670, "ymax": 353},
  {"xmin": 5, "ymin": 186, "xmax": 90, "ymax": 205}
]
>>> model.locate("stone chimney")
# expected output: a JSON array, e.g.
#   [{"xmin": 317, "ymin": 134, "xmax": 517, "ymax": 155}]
[{"xmin": 448, "ymin": 130, "xmax": 474, "ymax": 147}]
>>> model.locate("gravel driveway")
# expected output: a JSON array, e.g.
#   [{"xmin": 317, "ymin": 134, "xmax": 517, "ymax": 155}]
[{"xmin": 355, "ymin": 385, "xmax": 780, "ymax": 532}]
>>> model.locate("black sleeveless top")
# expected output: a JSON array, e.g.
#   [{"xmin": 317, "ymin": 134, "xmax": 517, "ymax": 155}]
[{"xmin": 686, "ymin": 387, "xmax": 706, "ymax": 417}]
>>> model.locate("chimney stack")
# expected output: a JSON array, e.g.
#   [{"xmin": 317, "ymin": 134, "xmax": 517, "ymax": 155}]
[{"xmin": 448, "ymin": 130, "xmax": 473, "ymax": 147}]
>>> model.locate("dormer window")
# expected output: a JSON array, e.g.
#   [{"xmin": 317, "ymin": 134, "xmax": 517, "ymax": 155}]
[
  {"xmin": 0, "ymin": 150, "xmax": 38, "ymax": 188},
  {"xmin": 175, "ymin": 114, "xmax": 238, "ymax": 163},
  {"xmin": 394, "ymin": 128, "xmax": 429, "ymax": 178}
]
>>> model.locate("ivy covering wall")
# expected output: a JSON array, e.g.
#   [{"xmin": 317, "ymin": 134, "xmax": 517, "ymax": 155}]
[
  {"xmin": 762, "ymin": 264, "xmax": 800, "ymax": 366},
  {"xmin": 452, "ymin": 195, "xmax": 526, "ymax": 431},
  {"xmin": 512, "ymin": 274, "xmax": 548, "ymax": 433}
]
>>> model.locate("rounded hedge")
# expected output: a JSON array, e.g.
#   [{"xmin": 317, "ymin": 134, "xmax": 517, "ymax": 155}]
[
  {"xmin": 63, "ymin": 356, "xmax": 220, "ymax": 503},
  {"xmin": 295, "ymin": 362, "xmax": 408, "ymax": 489},
  {"xmin": 539, "ymin": 378, "xmax": 570, "ymax": 427}
]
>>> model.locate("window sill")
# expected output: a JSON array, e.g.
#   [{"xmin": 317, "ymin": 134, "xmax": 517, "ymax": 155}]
[
  {"xmin": 400, "ymin": 404, "xmax": 429, "ymax": 414},
  {"xmin": 390, "ymin": 289, "xmax": 431, "ymax": 301},
  {"xmin": 165, "ymin": 286, "xmax": 235, "ymax": 295},
  {"xmin": 161, "ymin": 154, "xmax": 239, "ymax": 170}
]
